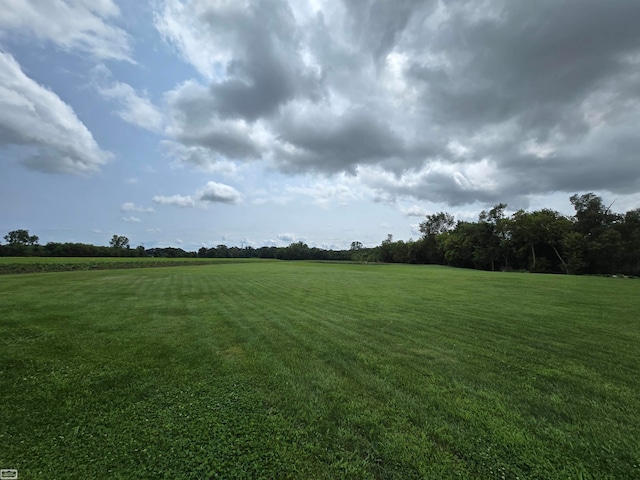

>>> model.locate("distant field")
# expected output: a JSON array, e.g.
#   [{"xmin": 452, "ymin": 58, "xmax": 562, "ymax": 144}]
[
  {"xmin": 0, "ymin": 257, "xmax": 222, "ymax": 263},
  {"xmin": 0, "ymin": 256, "xmax": 264, "ymax": 274},
  {"xmin": 1, "ymin": 262, "xmax": 639, "ymax": 479}
]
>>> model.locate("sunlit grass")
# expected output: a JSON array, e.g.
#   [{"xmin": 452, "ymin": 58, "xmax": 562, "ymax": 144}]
[{"xmin": 1, "ymin": 263, "xmax": 639, "ymax": 478}]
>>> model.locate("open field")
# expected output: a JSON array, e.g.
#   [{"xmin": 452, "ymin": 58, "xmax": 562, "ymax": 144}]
[
  {"xmin": 0, "ymin": 257, "xmax": 264, "ymax": 275},
  {"xmin": 1, "ymin": 262, "xmax": 639, "ymax": 479}
]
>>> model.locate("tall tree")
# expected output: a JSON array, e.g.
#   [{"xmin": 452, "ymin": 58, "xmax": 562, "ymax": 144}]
[
  {"xmin": 511, "ymin": 210, "xmax": 539, "ymax": 270},
  {"xmin": 419, "ymin": 212, "xmax": 455, "ymax": 264},
  {"xmin": 438, "ymin": 221, "xmax": 477, "ymax": 269},
  {"xmin": 570, "ymin": 193, "xmax": 617, "ymax": 237},
  {"xmin": 569, "ymin": 193, "xmax": 621, "ymax": 273},
  {"xmin": 281, "ymin": 241, "xmax": 310, "ymax": 260},
  {"xmin": 617, "ymin": 209, "xmax": 640, "ymax": 275},
  {"xmin": 419, "ymin": 212, "xmax": 455, "ymax": 237},
  {"xmin": 4, "ymin": 229, "xmax": 39, "ymax": 245},
  {"xmin": 476, "ymin": 204, "xmax": 509, "ymax": 271},
  {"xmin": 379, "ymin": 234, "xmax": 395, "ymax": 263},
  {"xmin": 350, "ymin": 241, "xmax": 363, "ymax": 251},
  {"xmin": 109, "ymin": 235, "xmax": 130, "ymax": 249},
  {"xmin": 510, "ymin": 209, "xmax": 571, "ymax": 273}
]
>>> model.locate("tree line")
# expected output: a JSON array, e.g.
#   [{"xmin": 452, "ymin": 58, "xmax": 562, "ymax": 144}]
[
  {"xmin": 2, "ymin": 193, "xmax": 638, "ymax": 275},
  {"xmin": 362, "ymin": 193, "xmax": 640, "ymax": 275},
  {"xmin": 0, "ymin": 233, "xmax": 145, "ymax": 257},
  {"xmin": 0, "ymin": 232, "xmax": 352, "ymax": 261}
]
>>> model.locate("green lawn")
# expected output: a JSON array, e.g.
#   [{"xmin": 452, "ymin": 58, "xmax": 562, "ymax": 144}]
[
  {"xmin": 0, "ymin": 256, "xmax": 222, "ymax": 263},
  {"xmin": 0, "ymin": 256, "xmax": 263, "ymax": 274},
  {"xmin": 0, "ymin": 257, "xmax": 269, "ymax": 264},
  {"xmin": 1, "ymin": 262, "xmax": 639, "ymax": 479}
]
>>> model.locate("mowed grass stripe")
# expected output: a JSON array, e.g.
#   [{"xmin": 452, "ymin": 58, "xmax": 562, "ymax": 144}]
[
  {"xmin": 251, "ymin": 264, "xmax": 639, "ymax": 477},
  {"xmin": 1, "ymin": 262, "xmax": 639, "ymax": 479},
  {"xmin": 174, "ymin": 262, "xmax": 636, "ymax": 476}
]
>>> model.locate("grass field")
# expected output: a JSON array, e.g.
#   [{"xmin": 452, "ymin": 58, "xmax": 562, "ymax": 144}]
[
  {"xmin": 1, "ymin": 262, "xmax": 639, "ymax": 479},
  {"xmin": 0, "ymin": 257, "xmax": 233, "ymax": 263},
  {"xmin": 0, "ymin": 256, "xmax": 262, "ymax": 274}
]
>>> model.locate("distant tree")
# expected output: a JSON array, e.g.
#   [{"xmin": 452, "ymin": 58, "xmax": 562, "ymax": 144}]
[
  {"xmin": 419, "ymin": 212, "xmax": 455, "ymax": 237},
  {"xmin": 350, "ymin": 241, "xmax": 363, "ymax": 250},
  {"xmin": 43, "ymin": 242, "xmax": 103, "ymax": 257},
  {"xmin": 349, "ymin": 241, "xmax": 367, "ymax": 261},
  {"xmin": 146, "ymin": 247, "xmax": 192, "ymax": 258},
  {"xmin": 257, "ymin": 246, "xmax": 278, "ymax": 258},
  {"xmin": 1, "ymin": 229, "xmax": 39, "ymax": 256},
  {"xmin": 281, "ymin": 241, "xmax": 311, "ymax": 260},
  {"xmin": 4, "ymin": 229, "xmax": 39, "ymax": 246},
  {"xmin": 392, "ymin": 240, "xmax": 409, "ymax": 263},
  {"xmin": 379, "ymin": 234, "xmax": 394, "ymax": 262},
  {"xmin": 109, "ymin": 235, "xmax": 130, "ymax": 249}
]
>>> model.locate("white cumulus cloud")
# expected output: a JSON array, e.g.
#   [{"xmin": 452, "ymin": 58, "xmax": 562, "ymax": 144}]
[
  {"xmin": 277, "ymin": 233, "xmax": 296, "ymax": 242},
  {"xmin": 197, "ymin": 181, "xmax": 242, "ymax": 205},
  {"xmin": 0, "ymin": 51, "xmax": 111, "ymax": 174},
  {"xmin": 94, "ymin": 66, "xmax": 164, "ymax": 131},
  {"xmin": 153, "ymin": 181, "xmax": 242, "ymax": 209},
  {"xmin": 98, "ymin": 82, "xmax": 164, "ymax": 131},
  {"xmin": 120, "ymin": 202, "xmax": 154, "ymax": 213},
  {"xmin": 152, "ymin": 194, "xmax": 195, "ymax": 208},
  {"xmin": 402, "ymin": 205, "xmax": 428, "ymax": 217},
  {"xmin": 0, "ymin": 0, "xmax": 133, "ymax": 61}
]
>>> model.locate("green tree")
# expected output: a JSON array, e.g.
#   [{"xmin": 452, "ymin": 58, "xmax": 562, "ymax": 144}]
[
  {"xmin": 419, "ymin": 212, "xmax": 454, "ymax": 263},
  {"xmin": 109, "ymin": 235, "xmax": 130, "ymax": 249},
  {"xmin": 379, "ymin": 234, "xmax": 394, "ymax": 263},
  {"xmin": 392, "ymin": 240, "xmax": 409, "ymax": 263},
  {"xmin": 569, "ymin": 193, "xmax": 617, "ymax": 237},
  {"xmin": 438, "ymin": 222, "xmax": 477, "ymax": 268},
  {"xmin": 350, "ymin": 241, "xmax": 367, "ymax": 262},
  {"xmin": 350, "ymin": 241, "xmax": 363, "ymax": 251},
  {"xmin": 617, "ymin": 208, "xmax": 640, "ymax": 275},
  {"xmin": 4, "ymin": 229, "xmax": 39, "ymax": 246},
  {"xmin": 282, "ymin": 241, "xmax": 310, "ymax": 260},
  {"xmin": 476, "ymin": 204, "xmax": 508, "ymax": 271},
  {"xmin": 510, "ymin": 210, "xmax": 538, "ymax": 270},
  {"xmin": 2, "ymin": 229, "xmax": 39, "ymax": 256},
  {"xmin": 419, "ymin": 212, "xmax": 455, "ymax": 237},
  {"xmin": 562, "ymin": 231, "xmax": 588, "ymax": 274},
  {"xmin": 510, "ymin": 209, "xmax": 571, "ymax": 273},
  {"xmin": 569, "ymin": 193, "xmax": 621, "ymax": 273}
]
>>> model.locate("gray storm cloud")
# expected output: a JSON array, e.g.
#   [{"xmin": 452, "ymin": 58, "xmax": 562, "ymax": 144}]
[{"xmin": 156, "ymin": 0, "xmax": 640, "ymax": 206}]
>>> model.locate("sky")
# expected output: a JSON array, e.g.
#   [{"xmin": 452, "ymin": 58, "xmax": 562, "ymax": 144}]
[{"xmin": 1, "ymin": 0, "xmax": 640, "ymax": 250}]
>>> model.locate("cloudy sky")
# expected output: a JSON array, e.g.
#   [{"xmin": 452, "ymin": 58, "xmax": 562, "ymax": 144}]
[{"xmin": 2, "ymin": 0, "xmax": 640, "ymax": 250}]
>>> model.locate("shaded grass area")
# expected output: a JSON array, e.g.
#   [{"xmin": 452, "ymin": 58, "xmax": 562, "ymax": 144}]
[
  {"xmin": 0, "ymin": 257, "xmax": 265, "ymax": 275},
  {"xmin": 1, "ymin": 263, "xmax": 639, "ymax": 478}
]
